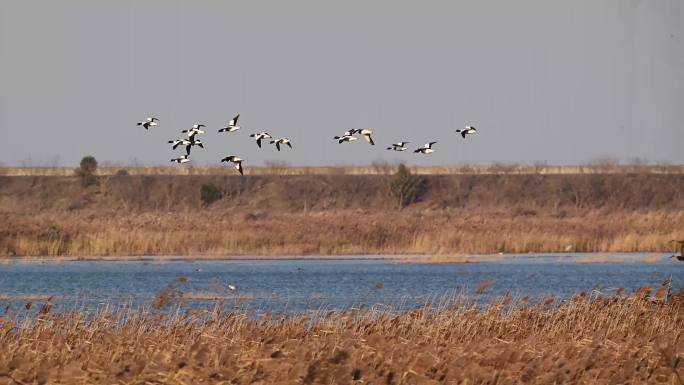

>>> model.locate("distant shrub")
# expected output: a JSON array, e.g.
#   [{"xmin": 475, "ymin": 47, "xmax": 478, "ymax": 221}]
[
  {"xmin": 115, "ymin": 169, "xmax": 129, "ymax": 177},
  {"xmin": 200, "ymin": 183, "xmax": 222, "ymax": 206},
  {"xmin": 75, "ymin": 155, "xmax": 98, "ymax": 186},
  {"xmin": 80, "ymin": 156, "xmax": 98, "ymax": 174},
  {"xmin": 387, "ymin": 164, "xmax": 426, "ymax": 208}
]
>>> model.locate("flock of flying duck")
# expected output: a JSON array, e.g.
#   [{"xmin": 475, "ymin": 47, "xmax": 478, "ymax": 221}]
[{"xmin": 136, "ymin": 115, "xmax": 478, "ymax": 175}]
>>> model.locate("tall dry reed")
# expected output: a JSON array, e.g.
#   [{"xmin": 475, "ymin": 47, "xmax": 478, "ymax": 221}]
[
  {"xmin": 0, "ymin": 289, "xmax": 682, "ymax": 384},
  {"xmin": 1, "ymin": 210, "xmax": 683, "ymax": 256}
]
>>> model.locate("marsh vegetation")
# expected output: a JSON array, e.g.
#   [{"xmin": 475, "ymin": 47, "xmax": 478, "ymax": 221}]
[
  {"xmin": 0, "ymin": 285, "xmax": 681, "ymax": 384},
  {"xmin": 1, "ymin": 168, "xmax": 683, "ymax": 256}
]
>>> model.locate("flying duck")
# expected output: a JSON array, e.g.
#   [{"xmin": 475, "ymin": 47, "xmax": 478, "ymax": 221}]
[
  {"xmin": 249, "ymin": 132, "xmax": 272, "ymax": 148},
  {"xmin": 414, "ymin": 142, "xmax": 437, "ymax": 154},
  {"xmin": 185, "ymin": 138, "xmax": 204, "ymax": 155},
  {"xmin": 168, "ymin": 138, "xmax": 192, "ymax": 150},
  {"xmin": 182, "ymin": 124, "xmax": 206, "ymax": 138},
  {"xmin": 334, "ymin": 134, "xmax": 357, "ymax": 143},
  {"xmin": 358, "ymin": 128, "xmax": 375, "ymax": 145},
  {"xmin": 221, "ymin": 155, "xmax": 245, "ymax": 175},
  {"xmin": 218, "ymin": 114, "xmax": 241, "ymax": 133},
  {"xmin": 170, "ymin": 155, "xmax": 190, "ymax": 164},
  {"xmin": 270, "ymin": 138, "xmax": 292, "ymax": 151},
  {"xmin": 387, "ymin": 141, "xmax": 409, "ymax": 151},
  {"xmin": 333, "ymin": 131, "xmax": 358, "ymax": 144},
  {"xmin": 456, "ymin": 126, "xmax": 477, "ymax": 139},
  {"xmin": 136, "ymin": 117, "xmax": 158, "ymax": 130},
  {"xmin": 169, "ymin": 138, "xmax": 204, "ymax": 155}
]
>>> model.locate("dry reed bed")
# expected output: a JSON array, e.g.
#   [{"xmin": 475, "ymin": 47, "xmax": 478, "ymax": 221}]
[
  {"xmin": 1, "ymin": 210, "xmax": 683, "ymax": 257},
  {"xmin": 1, "ymin": 172, "xmax": 683, "ymax": 256},
  {"xmin": 0, "ymin": 290, "xmax": 682, "ymax": 384}
]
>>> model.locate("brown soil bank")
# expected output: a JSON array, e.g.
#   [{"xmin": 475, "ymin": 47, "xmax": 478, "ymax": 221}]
[
  {"xmin": 1, "ymin": 290, "xmax": 682, "ymax": 384},
  {"xmin": 1, "ymin": 172, "xmax": 683, "ymax": 256}
]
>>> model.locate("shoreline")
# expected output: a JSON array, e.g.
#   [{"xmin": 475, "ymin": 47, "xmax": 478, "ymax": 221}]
[{"xmin": 0, "ymin": 252, "xmax": 671, "ymax": 263}]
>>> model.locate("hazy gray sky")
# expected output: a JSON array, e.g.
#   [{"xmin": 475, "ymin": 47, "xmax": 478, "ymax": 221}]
[{"xmin": 1, "ymin": 0, "xmax": 683, "ymax": 167}]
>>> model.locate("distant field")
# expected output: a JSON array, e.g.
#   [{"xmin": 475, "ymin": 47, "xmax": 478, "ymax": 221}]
[{"xmin": 2, "ymin": 163, "xmax": 683, "ymax": 176}]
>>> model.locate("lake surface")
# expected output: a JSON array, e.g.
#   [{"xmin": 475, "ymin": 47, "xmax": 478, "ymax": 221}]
[{"xmin": 0, "ymin": 254, "xmax": 682, "ymax": 315}]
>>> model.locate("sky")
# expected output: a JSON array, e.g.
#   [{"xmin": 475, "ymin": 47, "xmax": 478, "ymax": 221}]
[{"xmin": 1, "ymin": 0, "xmax": 683, "ymax": 167}]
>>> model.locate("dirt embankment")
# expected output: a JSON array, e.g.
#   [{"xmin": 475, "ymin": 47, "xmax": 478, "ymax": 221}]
[{"xmin": 1, "ymin": 172, "xmax": 683, "ymax": 256}]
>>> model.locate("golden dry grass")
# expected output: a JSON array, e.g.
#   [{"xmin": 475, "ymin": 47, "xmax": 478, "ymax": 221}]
[
  {"xmin": 1, "ymin": 171, "xmax": 683, "ymax": 257},
  {"xmin": 0, "ymin": 289, "xmax": 682, "ymax": 384},
  {"xmin": 1, "ymin": 209, "xmax": 683, "ymax": 257}
]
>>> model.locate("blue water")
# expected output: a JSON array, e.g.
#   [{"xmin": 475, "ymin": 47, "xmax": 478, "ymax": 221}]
[{"xmin": 0, "ymin": 254, "xmax": 682, "ymax": 315}]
